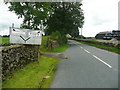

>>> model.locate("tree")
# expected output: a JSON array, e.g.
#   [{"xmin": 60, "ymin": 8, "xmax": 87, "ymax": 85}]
[
  {"xmin": 7, "ymin": 2, "xmax": 51, "ymax": 30},
  {"xmin": 45, "ymin": 2, "xmax": 84, "ymax": 37},
  {"xmin": 7, "ymin": 2, "xmax": 84, "ymax": 38}
]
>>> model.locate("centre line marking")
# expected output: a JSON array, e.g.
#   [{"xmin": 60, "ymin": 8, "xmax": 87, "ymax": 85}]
[
  {"xmin": 84, "ymin": 49, "xmax": 90, "ymax": 53},
  {"xmin": 93, "ymin": 55, "xmax": 112, "ymax": 68},
  {"xmin": 72, "ymin": 41, "xmax": 112, "ymax": 69}
]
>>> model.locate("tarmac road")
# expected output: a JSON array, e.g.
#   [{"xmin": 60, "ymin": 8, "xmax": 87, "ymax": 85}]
[{"xmin": 50, "ymin": 40, "xmax": 118, "ymax": 88}]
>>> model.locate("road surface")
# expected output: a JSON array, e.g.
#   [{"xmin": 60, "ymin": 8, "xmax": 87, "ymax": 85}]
[{"xmin": 51, "ymin": 40, "xmax": 118, "ymax": 88}]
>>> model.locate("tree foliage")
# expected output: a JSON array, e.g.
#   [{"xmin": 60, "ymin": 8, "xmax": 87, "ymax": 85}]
[
  {"xmin": 46, "ymin": 2, "xmax": 84, "ymax": 37},
  {"xmin": 8, "ymin": 2, "xmax": 51, "ymax": 30},
  {"xmin": 50, "ymin": 31, "xmax": 67, "ymax": 45},
  {"xmin": 7, "ymin": 2, "xmax": 84, "ymax": 38}
]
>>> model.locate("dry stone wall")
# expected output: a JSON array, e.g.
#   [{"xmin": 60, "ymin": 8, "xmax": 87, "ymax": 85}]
[
  {"xmin": 1, "ymin": 45, "xmax": 39, "ymax": 80},
  {"xmin": 46, "ymin": 39, "xmax": 59, "ymax": 49},
  {"xmin": 72, "ymin": 39, "xmax": 120, "ymax": 49}
]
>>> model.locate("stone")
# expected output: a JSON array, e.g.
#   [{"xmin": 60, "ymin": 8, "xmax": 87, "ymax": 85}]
[{"xmin": 44, "ymin": 76, "xmax": 50, "ymax": 79}]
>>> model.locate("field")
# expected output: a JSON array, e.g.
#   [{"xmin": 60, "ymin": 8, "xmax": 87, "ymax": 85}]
[{"xmin": 0, "ymin": 37, "xmax": 9, "ymax": 44}]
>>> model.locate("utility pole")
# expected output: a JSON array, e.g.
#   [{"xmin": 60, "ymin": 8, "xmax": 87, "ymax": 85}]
[
  {"xmin": 81, "ymin": 27, "xmax": 82, "ymax": 39},
  {"xmin": 12, "ymin": 23, "xmax": 14, "ymax": 28}
]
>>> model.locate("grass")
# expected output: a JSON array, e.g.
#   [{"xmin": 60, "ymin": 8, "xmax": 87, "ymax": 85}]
[
  {"xmin": 0, "ymin": 37, "xmax": 9, "ymax": 44},
  {"xmin": 2, "ymin": 36, "xmax": 69, "ymax": 88},
  {"xmin": 3, "ymin": 56, "xmax": 59, "ymax": 88},
  {"xmin": 78, "ymin": 38, "xmax": 97, "ymax": 41},
  {"xmin": 77, "ymin": 40, "xmax": 120, "ymax": 54},
  {"xmin": 40, "ymin": 36, "xmax": 50, "ymax": 52},
  {"xmin": 41, "ymin": 43, "xmax": 68, "ymax": 53},
  {"xmin": 40, "ymin": 36, "xmax": 69, "ymax": 53},
  {"xmin": 51, "ymin": 44, "xmax": 68, "ymax": 52}
]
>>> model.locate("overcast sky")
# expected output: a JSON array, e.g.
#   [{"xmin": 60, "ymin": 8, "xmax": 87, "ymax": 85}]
[
  {"xmin": 0, "ymin": 0, "xmax": 23, "ymax": 36},
  {"xmin": 82, "ymin": 0, "xmax": 119, "ymax": 37},
  {"xmin": 0, "ymin": 0, "xmax": 119, "ymax": 37}
]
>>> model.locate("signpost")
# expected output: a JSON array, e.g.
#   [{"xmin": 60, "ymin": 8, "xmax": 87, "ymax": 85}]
[
  {"xmin": 10, "ymin": 27, "xmax": 42, "ymax": 62},
  {"xmin": 10, "ymin": 27, "xmax": 42, "ymax": 45}
]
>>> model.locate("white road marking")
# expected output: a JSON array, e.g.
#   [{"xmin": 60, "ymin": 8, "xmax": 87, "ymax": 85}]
[
  {"xmin": 71, "ymin": 41, "xmax": 113, "ymax": 69},
  {"xmin": 93, "ymin": 55, "xmax": 112, "ymax": 68},
  {"xmin": 84, "ymin": 49, "xmax": 90, "ymax": 53}
]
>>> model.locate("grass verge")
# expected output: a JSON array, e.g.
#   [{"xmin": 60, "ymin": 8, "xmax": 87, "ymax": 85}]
[
  {"xmin": 41, "ymin": 43, "xmax": 68, "ymax": 53},
  {"xmin": 77, "ymin": 38, "xmax": 97, "ymax": 41},
  {"xmin": 77, "ymin": 40, "xmax": 120, "ymax": 54},
  {"xmin": 3, "ymin": 56, "xmax": 59, "ymax": 88},
  {"xmin": 51, "ymin": 44, "xmax": 69, "ymax": 52}
]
